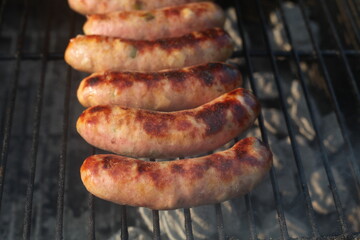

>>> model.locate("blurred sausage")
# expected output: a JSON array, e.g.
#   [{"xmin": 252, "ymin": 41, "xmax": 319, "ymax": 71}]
[
  {"xmin": 76, "ymin": 88, "xmax": 260, "ymax": 158},
  {"xmin": 80, "ymin": 137, "xmax": 273, "ymax": 210},
  {"xmin": 83, "ymin": 2, "xmax": 225, "ymax": 40},
  {"xmin": 69, "ymin": 0, "xmax": 206, "ymax": 15},
  {"xmin": 65, "ymin": 28, "xmax": 234, "ymax": 73},
  {"xmin": 77, "ymin": 62, "xmax": 242, "ymax": 111}
]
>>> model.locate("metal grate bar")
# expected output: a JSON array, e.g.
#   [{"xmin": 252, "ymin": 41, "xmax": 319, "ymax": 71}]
[
  {"xmin": 298, "ymin": 0, "xmax": 360, "ymax": 201},
  {"xmin": 234, "ymin": 1, "xmax": 290, "ymax": 239},
  {"xmin": 234, "ymin": 134, "xmax": 257, "ymax": 239},
  {"xmin": 277, "ymin": 0, "xmax": 349, "ymax": 233},
  {"xmin": 148, "ymin": 158, "xmax": 161, "ymax": 240},
  {"xmin": 318, "ymin": 0, "xmax": 360, "ymax": 102},
  {"xmin": 350, "ymin": 0, "xmax": 360, "ymax": 30},
  {"xmin": 88, "ymin": 194, "xmax": 96, "ymax": 240},
  {"xmin": 183, "ymin": 208, "xmax": 194, "ymax": 240},
  {"xmin": 22, "ymin": 1, "xmax": 54, "ymax": 238},
  {"xmin": 244, "ymin": 193, "xmax": 256, "ymax": 240},
  {"xmin": 343, "ymin": 0, "xmax": 360, "ymax": 44},
  {"xmin": 215, "ymin": 203, "xmax": 225, "ymax": 240},
  {"xmin": 255, "ymin": 0, "xmax": 320, "ymax": 236},
  {"xmin": 121, "ymin": 205, "xmax": 128, "ymax": 240},
  {"xmin": 0, "ymin": 0, "xmax": 30, "ymax": 213},
  {"xmin": 152, "ymin": 210, "xmax": 161, "ymax": 240},
  {"xmin": 87, "ymin": 148, "xmax": 97, "ymax": 240},
  {"xmin": 0, "ymin": 0, "xmax": 9, "ymax": 32},
  {"xmin": 55, "ymin": 9, "xmax": 76, "ymax": 240}
]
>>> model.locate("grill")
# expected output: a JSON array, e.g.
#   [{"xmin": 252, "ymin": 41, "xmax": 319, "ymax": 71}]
[{"xmin": 0, "ymin": 0, "xmax": 359, "ymax": 239}]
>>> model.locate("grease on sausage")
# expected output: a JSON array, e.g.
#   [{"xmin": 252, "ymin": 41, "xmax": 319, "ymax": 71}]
[
  {"xmin": 80, "ymin": 137, "xmax": 273, "ymax": 210},
  {"xmin": 65, "ymin": 28, "xmax": 234, "ymax": 73},
  {"xmin": 83, "ymin": 2, "xmax": 225, "ymax": 40},
  {"xmin": 69, "ymin": 0, "xmax": 206, "ymax": 15},
  {"xmin": 77, "ymin": 62, "xmax": 242, "ymax": 111},
  {"xmin": 76, "ymin": 88, "xmax": 261, "ymax": 158}
]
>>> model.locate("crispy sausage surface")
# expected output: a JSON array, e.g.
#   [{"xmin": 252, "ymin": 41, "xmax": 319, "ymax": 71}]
[
  {"xmin": 80, "ymin": 137, "xmax": 273, "ymax": 210},
  {"xmin": 83, "ymin": 2, "xmax": 225, "ymax": 40},
  {"xmin": 77, "ymin": 62, "xmax": 242, "ymax": 111},
  {"xmin": 65, "ymin": 28, "xmax": 234, "ymax": 73},
  {"xmin": 76, "ymin": 88, "xmax": 260, "ymax": 158},
  {"xmin": 69, "ymin": 0, "xmax": 205, "ymax": 15}
]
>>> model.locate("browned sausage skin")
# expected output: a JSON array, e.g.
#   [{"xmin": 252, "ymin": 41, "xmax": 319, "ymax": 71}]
[
  {"xmin": 83, "ymin": 2, "xmax": 225, "ymax": 40},
  {"xmin": 77, "ymin": 62, "xmax": 243, "ymax": 111},
  {"xmin": 65, "ymin": 28, "xmax": 234, "ymax": 73},
  {"xmin": 80, "ymin": 137, "xmax": 273, "ymax": 210},
  {"xmin": 76, "ymin": 88, "xmax": 261, "ymax": 158},
  {"xmin": 69, "ymin": 0, "xmax": 206, "ymax": 15}
]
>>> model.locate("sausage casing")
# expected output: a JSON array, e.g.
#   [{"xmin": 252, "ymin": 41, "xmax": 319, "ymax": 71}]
[
  {"xmin": 69, "ymin": 0, "xmax": 206, "ymax": 15},
  {"xmin": 77, "ymin": 62, "xmax": 242, "ymax": 111},
  {"xmin": 76, "ymin": 88, "xmax": 260, "ymax": 158},
  {"xmin": 65, "ymin": 28, "xmax": 234, "ymax": 73},
  {"xmin": 80, "ymin": 137, "xmax": 273, "ymax": 210},
  {"xmin": 83, "ymin": 2, "xmax": 225, "ymax": 40}
]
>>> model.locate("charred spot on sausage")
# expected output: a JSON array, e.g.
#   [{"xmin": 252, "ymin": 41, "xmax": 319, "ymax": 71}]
[
  {"xmin": 195, "ymin": 102, "xmax": 228, "ymax": 135},
  {"xmin": 85, "ymin": 77, "xmax": 101, "ymax": 87},
  {"xmin": 88, "ymin": 105, "xmax": 111, "ymax": 114}
]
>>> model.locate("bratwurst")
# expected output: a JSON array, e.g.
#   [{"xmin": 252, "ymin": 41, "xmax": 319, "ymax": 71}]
[
  {"xmin": 80, "ymin": 137, "xmax": 273, "ymax": 210},
  {"xmin": 83, "ymin": 2, "xmax": 225, "ymax": 40},
  {"xmin": 77, "ymin": 62, "xmax": 242, "ymax": 111},
  {"xmin": 69, "ymin": 0, "xmax": 206, "ymax": 15},
  {"xmin": 76, "ymin": 88, "xmax": 260, "ymax": 158},
  {"xmin": 65, "ymin": 28, "xmax": 234, "ymax": 73}
]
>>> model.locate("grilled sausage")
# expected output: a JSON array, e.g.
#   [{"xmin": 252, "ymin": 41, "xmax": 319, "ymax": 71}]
[
  {"xmin": 76, "ymin": 88, "xmax": 260, "ymax": 158},
  {"xmin": 69, "ymin": 0, "xmax": 206, "ymax": 15},
  {"xmin": 83, "ymin": 2, "xmax": 225, "ymax": 40},
  {"xmin": 80, "ymin": 137, "xmax": 273, "ymax": 210},
  {"xmin": 65, "ymin": 28, "xmax": 234, "ymax": 73},
  {"xmin": 77, "ymin": 62, "xmax": 242, "ymax": 111}
]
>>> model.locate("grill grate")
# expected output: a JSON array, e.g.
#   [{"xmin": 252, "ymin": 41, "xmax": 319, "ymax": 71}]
[{"xmin": 0, "ymin": 0, "xmax": 360, "ymax": 239}]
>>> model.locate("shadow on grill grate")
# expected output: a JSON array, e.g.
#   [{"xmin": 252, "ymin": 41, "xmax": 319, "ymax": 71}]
[{"xmin": 0, "ymin": 0, "xmax": 359, "ymax": 239}]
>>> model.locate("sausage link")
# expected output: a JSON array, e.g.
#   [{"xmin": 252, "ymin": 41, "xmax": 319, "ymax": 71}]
[
  {"xmin": 76, "ymin": 88, "xmax": 261, "ymax": 158},
  {"xmin": 80, "ymin": 137, "xmax": 273, "ymax": 210},
  {"xmin": 77, "ymin": 62, "xmax": 242, "ymax": 111},
  {"xmin": 69, "ymin": 0, "xmax": 206, "ymax": 15},
  {"xmin": 83, "ymin": 2, "xmax": 225, "ymax": 40},
  {"xmin": 65, "ymin": 28, "xmax": 234, "ymax": 73}
]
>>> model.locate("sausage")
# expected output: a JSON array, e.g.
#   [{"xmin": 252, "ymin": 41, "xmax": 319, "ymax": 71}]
[
  {"xmin": 65, "ymin": 28, "xmax": 234, "ymax": 73},
  {"xmin": 80, "ymin": 137, "xmax": 273, "ymax": 210},
  {"xmin": 69, "ymin": 0, "xmax": 206, "ymax": 15},
  {"xmin": 83, "ymin": 2, "xmax": 225, "ymax": 40},
  {"xmin": 77, "ymin": 62, "xmax": 243, "ymax": 111},
  {"xmin": 76, "ymin": 88, "xmax": 260, "ymax": 158}
]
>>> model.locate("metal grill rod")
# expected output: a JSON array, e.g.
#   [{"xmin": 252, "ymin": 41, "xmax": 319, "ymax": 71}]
[
  {"xmin": 350, "ymin": 0, "xmax": 360, "ymax": 31},
  {"xmin": 244, "ymin": 193, "xmax": 256, "ymax": 239},
  {"xmin": 277, "ymin": 0, "xmax": 348, "ymax": 233},
  {"xmin": 234, "ymin": 1, "xmax": 290, "ymax": 239},
  {"xmin": 55, "ymin": 9, "xmax": 76, "ymax": 240},
  {"xmin": 298, "ymin": 0, "xmax": 360, "ymax": 201},
  {"xmin": 88, "ymin": 194, "xmax": 96, "ymax": 240},
  {"xmin": 121, "ymin": 205, "xmax": 128, "ymax": 240},
  {"xmin": 0, "ymin": 0, "xmax": 30, "ymax": 213},
  {"xmin": 183, "ymin": 208, "xmax": 194, "ymax": 240},
  {"xmin": 22, "ymin": 1, "xmax": 54, "ymax": 238},
  {"xmin": 231, "ymin": 135, "xmax": 257, "ymax": 239},
  {"xmin": 343, "ymin": 0, "xmax": 360, "ymax": 44},
  {"xmin": 0, "ymin": 0, "xmax": 9, "ymax": 32},
  {"xmin": 318, "ymin": 0, "xmax": 360, "ymax": 102},
  {"xmin": 152, "ymin": 210, "xmax": 161, "ymax": 240},
  {"xmin": 215, "ymin": 203, "xmax": 225, "ymax": 240},
  {"xmin": 254, "ymin": 0, "xmax": 320, "ymax": 237}
]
